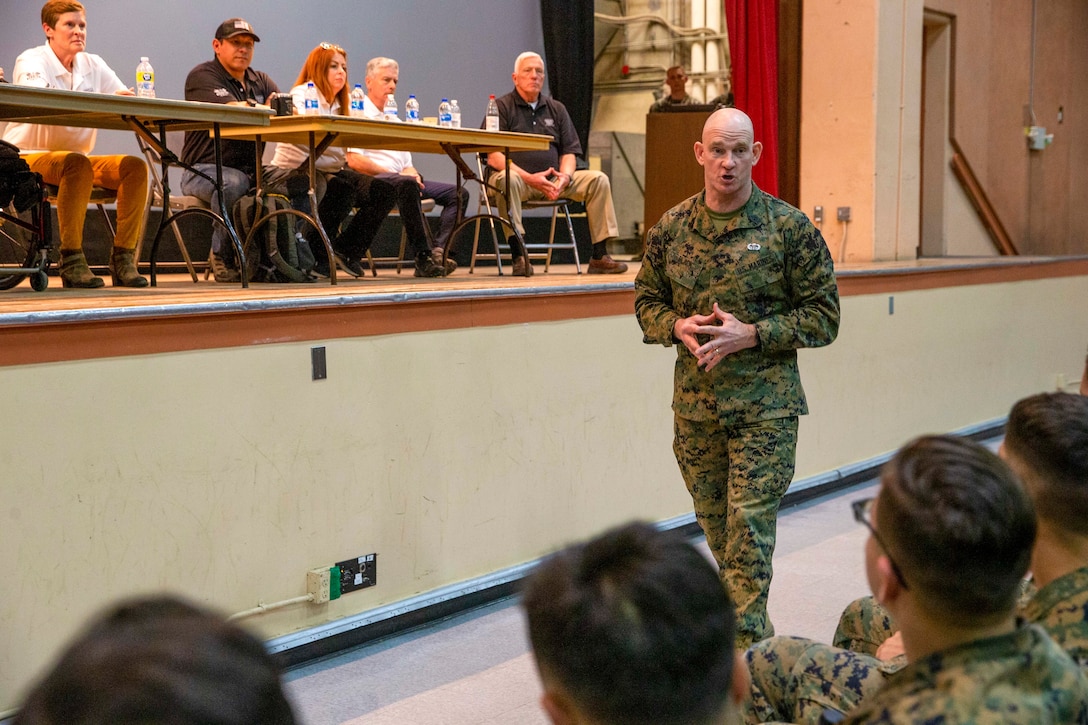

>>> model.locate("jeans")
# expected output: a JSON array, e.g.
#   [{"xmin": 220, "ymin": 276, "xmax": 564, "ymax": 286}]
[{"xmin": 180, "ymin": 164, "xmax": 253, "ymax": 254}]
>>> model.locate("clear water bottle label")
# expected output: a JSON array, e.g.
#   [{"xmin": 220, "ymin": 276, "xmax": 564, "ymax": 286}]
[
  {"xmin": 486, "ymin": 117, "xmax": 499, "ymax": 132},
  {"xmin": 406, "ymin": 108, "xmax": 420, "ymax": 123}
]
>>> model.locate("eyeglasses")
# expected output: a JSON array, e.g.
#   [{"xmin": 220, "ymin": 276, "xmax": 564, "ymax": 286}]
[
  {"xmin": 320, "ymin": 42, "xmax": 345, "ymax": 54},
  {"xmin": 851, "ymin": 497, "xmax": 910, "ymax": 590}
]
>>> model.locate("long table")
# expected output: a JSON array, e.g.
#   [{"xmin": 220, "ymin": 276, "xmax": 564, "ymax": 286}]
[
  {"xmin": 219, "ymin": 115, "xmax": 551, "ymax": 282},
  {"xmin": 0, "ymin": 84, "xmax": 273, "ymax": 287}
]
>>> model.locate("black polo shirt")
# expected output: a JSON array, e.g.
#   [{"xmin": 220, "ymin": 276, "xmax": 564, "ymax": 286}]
[
  {"xmin": 491, "ymin": 89, "xmax": 581, "ymax": 174},
  {"xmin": 180, "ymin": 59, "xmax": 278, "ymax": 174}
]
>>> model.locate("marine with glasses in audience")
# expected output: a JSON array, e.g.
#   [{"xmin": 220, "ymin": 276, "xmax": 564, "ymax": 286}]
[{"xmin": 746, "ymin": 412, "xmax": 1088, "ymax": 724}]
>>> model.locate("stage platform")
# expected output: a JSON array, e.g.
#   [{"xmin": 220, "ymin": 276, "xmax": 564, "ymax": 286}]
[{"xmin": 1, "ymin": 255, "xmax": 1086, "ymax": 367}]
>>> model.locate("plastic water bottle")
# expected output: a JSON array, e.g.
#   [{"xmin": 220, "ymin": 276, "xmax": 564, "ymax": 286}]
[
  {"xmin": 349, "ymin": 84, "xmax": 366, "ymax": 117},
  {"xmin": 438, "ymin": 98, "xmax": 452, "ymax": 128},
  {"xmin": 303, "ymin": 81, "xmax": 319, "ymax": 115},
  {"xmin": 404, "ymin": 94, "xmax": 420, "ymax": 123},
  {"xmin": 449, "ymin": 99, "xmax": 461, "ymax": 128},
  {"xmin": 136, "ymin": 57, "xmax": 155, "ymax": 98},
  {"xmin": 383, "ymin": 94, "xmax": 398, "ymax": 121},
  {"xmin": 485, "ymin": 95, "xmax": 499, "ymax": 131}
]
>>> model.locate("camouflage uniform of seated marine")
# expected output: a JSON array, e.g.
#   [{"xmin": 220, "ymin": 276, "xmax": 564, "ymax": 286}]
[{"xmin": 744, "ymin": 566, "xmax": 1088, "ymax": 724}]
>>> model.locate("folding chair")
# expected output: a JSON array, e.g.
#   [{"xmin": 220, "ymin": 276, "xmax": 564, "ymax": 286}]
[{"xmin": 136, "ymin": 134, "xmax": 204, "ymax": 282}]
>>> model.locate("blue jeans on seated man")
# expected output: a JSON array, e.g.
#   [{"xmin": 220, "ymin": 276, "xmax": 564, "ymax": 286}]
[{"xmin": 180, "ymin": 164, "xmax": 253, "ymax": 255}]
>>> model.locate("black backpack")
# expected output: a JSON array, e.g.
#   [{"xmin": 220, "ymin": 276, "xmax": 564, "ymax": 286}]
[
  {"xmin": 231, "ymin": 191, "xmax": 315, "ymax": 283},
  {"xmin": 0, "ymin": 139, "xmax": 44, "ymax": 213}
]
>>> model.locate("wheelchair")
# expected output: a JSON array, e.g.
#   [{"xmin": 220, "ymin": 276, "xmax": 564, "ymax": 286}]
[{"xmin": 0, "ymin": 168, "xmax": 52, "ymax": 291}]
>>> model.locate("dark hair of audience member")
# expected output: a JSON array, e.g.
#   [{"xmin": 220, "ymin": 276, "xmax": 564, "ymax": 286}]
[
  {"xmin": 877, "ymin": 435, "xmax": 1036, "ymax": 627},
  {"xmin": 521, "ymin": 521, "xmax": 737, "ymax": 725},
  {"xmin": 1004, "ymin": 392, "xmax": 1088, "ymax": 536},
  {"xmin": 13, "ymin": 595, "xmax": 297, "ymax": 725}
]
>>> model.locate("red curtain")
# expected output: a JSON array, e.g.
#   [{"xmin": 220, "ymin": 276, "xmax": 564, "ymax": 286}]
[{"xmin": 725, "ymin": 0, "xmax": 779, "ymax": 197}]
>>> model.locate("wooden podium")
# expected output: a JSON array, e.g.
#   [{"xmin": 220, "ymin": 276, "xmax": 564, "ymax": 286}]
[{"xmin": 644, "ymin": 109, "xmax": 712, "ymax": 239}]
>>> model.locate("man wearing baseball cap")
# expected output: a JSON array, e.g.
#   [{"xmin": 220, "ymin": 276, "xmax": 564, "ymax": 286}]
[{"xmin": 180, "ymin": 18, "xmax": 278, "ymax": 282}]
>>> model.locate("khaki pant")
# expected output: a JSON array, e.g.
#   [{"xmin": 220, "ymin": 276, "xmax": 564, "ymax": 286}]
[
  {"xmin": 489, "ymin": 168, "xmax": 618, "ymax": 244},
  {"xmin": 24, "ymin": 151, "xmax": 148, "ymax": 251}
]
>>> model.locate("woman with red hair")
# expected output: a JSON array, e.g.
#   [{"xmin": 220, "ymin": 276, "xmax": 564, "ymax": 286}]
[{"xmin": 266, "ymin": 43, "xmax": 395, "ymax": 278}]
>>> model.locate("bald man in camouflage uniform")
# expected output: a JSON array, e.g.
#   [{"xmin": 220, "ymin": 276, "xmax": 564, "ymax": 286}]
[
  {"xmin": 634, "ymin": 108, "xmax": 839, "ymax": 648},
  {"xmin": 746, "ymin": 392, "xmax": 1088, "ymax": 724}
]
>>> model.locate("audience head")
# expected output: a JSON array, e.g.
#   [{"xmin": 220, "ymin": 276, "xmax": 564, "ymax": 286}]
[
  {"xmin": 212, "ymin": 18, "xmax": 259, "ymax": 80},
  {"xmin": 665, "ymin": 65, "xmax": 688, "ymax": 97},
  {"xmin": 295, "ymin": 43, "xmax": 349, "ymax": 114},
  {"xmin": 13, "ymin": 595, "xmax": 297, "ymax": 725},
  {"xmin": 1002, "ymin": 392, "xmax": 1088, "ymax": 537},
  {"xmin": 872, "ymin": 435, "xmax": 1036, "ymax": 627},
  {"xmin": 521, "ymin": 521, "xmax": 745, "ymax": 725},
  {"xmin": 364, "ymin": 57, "xmax": 399, "ymax": 106},
  {"xmin": 512, "ymin": 52, "xmax": 546, "ymax": 103}
]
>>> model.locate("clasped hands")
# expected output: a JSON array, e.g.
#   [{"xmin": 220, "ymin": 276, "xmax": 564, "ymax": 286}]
[
  {"xmin": 526, "ymin": 167, "xmax": 568, "ymax": 200},
  {"xmin": 673, "ymin": 302, "xmax": 758, "ymax": 372}
]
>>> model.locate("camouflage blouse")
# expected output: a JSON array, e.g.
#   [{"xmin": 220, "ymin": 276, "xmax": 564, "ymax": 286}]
[
  {"xmin": 634, "ymin": 186, "xmax": 840, "ymax": 424},
  {"xmin": 840, "ymin": 624, "xmax": 1088, "ymax": 724}
]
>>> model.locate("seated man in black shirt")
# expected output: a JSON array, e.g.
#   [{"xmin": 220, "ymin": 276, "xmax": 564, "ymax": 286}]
[
  {"xmin": 180, "ymin": 18, "xmax": 278, "ymax": 282},
  {"xmin": 486, "ymin": 52, "xmax": 627, "ymax": 277}
]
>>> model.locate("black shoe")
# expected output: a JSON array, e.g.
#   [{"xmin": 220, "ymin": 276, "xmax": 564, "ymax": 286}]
[
  {"xmin": 414, "ymin": 250, "xmax": 446, "ymax": 277},
  {"xmin": 333, "ymin": 252, "xmax": 364, "ymax": 278}
]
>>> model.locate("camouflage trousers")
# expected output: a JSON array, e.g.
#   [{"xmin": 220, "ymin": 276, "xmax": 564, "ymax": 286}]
[
  {"xmin": 673, "ymin": 415, "xmax": 798, "ymax": 649},
  {"xmin": 832, "ymin": 595, "xmax": 896, "ymax": 655},
  {"xmin": 744, "ymin": 636, "xmax": 896, "ymax": 724}
]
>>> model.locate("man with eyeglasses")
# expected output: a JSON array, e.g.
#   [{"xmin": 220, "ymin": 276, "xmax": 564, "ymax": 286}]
[
  {"xmin": 180, "ymin": 18, "xmax": 278, "ymax": 282},
  {"xmin": 635, "ymin": 107, "xmax": 839, "ymax": 649},
  {"xmin": 745, "ymin": 408, "xmax": 1088, "ymax": 724},
  {"xmin": 485, "ymin": 51, "xmax": 627, "ymax": 277}
]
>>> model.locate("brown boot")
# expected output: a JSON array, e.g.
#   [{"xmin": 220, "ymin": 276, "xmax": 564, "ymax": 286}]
[
  {"xmin": 109, "ymin": 247, "xmax": 149, "ymax": 287},
  {"xmin": 59, "ymin": 250, "xmax": 104, "ymax": 288}
]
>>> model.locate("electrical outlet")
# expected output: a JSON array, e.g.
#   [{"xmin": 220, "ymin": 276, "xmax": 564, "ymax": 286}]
[
  {"xmin": 837, "ymin": 207, "xmax": 851, "ymax": 222},
  {"xmin": 307, "ymin": 567, "xmax": 332, "ymax": 604},
  {"xmin": 311, "ymin": 346, "xmax": 327, "ymax": 381},
  {"xmin": 335, "ymin": 553, "xmax": 378, "ymax": 594},
  {"xmin": 813, "ymin": 205, "xmax": 823, "ymax": 224}
]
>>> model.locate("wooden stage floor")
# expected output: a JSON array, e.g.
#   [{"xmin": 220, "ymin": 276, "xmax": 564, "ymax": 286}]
[{"xmin": 2, "ymin": 254, "xmax": 1082, "ymax": 320}]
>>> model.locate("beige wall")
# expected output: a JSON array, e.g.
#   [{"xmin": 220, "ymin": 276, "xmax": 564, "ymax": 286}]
[
  {"xmin": 799, "ymin": 0, "xmax": 1088, "ymax": 260},
  {"xmin": 3, "ymin": 272, "xmax": 1087, "ymax": 711}
]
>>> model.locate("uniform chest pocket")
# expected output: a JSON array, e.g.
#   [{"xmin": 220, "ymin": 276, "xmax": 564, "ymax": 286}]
[
  {"xmin": 735, "ymin": 262, "xmax": 787, "ymax": 314},
  {"xmin": 664, "ymin": 246, "xmax": 698, "ymax": 291},
  {"xmin": 737, "ymin": 265, "xmax": 784, "ymax": 294}
]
